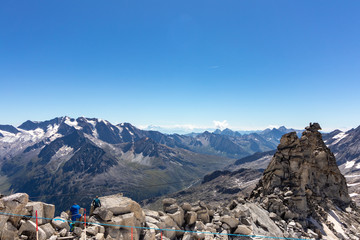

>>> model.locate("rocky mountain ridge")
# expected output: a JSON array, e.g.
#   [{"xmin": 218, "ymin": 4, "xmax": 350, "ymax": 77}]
[
  {"xmin": 0, "ymin": 116, "xmax": 299, "ymax": 160},
  {"xmin": 0, "ymin": 117, "xmax": 299, "ymax": 211}
]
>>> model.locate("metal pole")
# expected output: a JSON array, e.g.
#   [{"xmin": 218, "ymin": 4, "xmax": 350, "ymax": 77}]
[
  {"xmin": 36, "ymin": 210, "xmax": 39, "ymax": 240},
  {"xmin": 84, "ymin": 208, "xmax": 87, "ymax": 240}
]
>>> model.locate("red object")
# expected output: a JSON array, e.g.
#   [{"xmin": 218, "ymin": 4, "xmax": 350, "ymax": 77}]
[
  {"xmin": 131, "ymin": 227, "xmax": 133, "ymax": 240},
  {"xmin": 36, "ymin": 210, "xmax": 38, "ymax": 231},
  {"xmin": 161, "ymin": 231, "xmax": 163, "ymax": 240}
]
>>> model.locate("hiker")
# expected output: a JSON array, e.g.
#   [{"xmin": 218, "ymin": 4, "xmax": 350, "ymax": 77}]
[
  {"xmin": 92, "ymin": 196, "xmax": 101, "ymax": 212},
  {"xmin": 70, "ymin": 203, "xmax": 82, "ymax": 222}
]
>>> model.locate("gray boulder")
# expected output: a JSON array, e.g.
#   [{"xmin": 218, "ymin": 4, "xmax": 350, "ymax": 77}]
[
  {"xmin": 1, "ymin": 193, "xmax": 29, "ymax": 228},
  {"xmin": 168, "ymin": 209, "xmax": 184, "ymax": 227},
  {"xmin": 51, "ymin": 217, "xmax": 70, "ymax": 231},
  {"xmin": 1, "ymin": 221, "xmax": 19, "ymax": 240},
  {"xmin": 19, "ymin": 220, "xmax": 47, "ymax": 240},
  {"xmin": 39, "ymin": 223, "xmax": 55, "ymax": 239},
  {"xmin": 94, "ymin": 207, "xmax": 114, "ymax": 221},
  {"xmin": 25, "ymin": 202, "xmax": 55, "ymax": 225},
  {"xmin": 185, "ymin": 211, "xmax": 197, "ymax": 225},
  {"xmin": 220, "ymin": 215, "xmax": 239, "ymax": 229},
  {"xmin": 100, "ymin": 194, "xmax": 145, "ymax": 222},
  {"xmin": 234, "ymin": 225, "xmax": 252, "ymax": 235}
]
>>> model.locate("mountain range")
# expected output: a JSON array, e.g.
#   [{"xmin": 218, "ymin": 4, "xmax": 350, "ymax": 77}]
[
  {"xmin": 0, "ymin": 116, "xmax": 299, "ymax": 211},
  {"xmin": 1, "ymin": 116, "xmax": 359, "ymax": 212}
]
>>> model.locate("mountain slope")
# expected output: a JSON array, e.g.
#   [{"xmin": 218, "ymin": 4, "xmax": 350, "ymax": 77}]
[
  {"xmin": 323, "ymin": 126, "xmax": 360, "ymax": 205},
  {"xmin": 143, "ymin": 168, "xmax": 263, "ymax": 210}
]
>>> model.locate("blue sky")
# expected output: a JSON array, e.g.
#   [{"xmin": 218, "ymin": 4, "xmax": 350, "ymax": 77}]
[{"xmin": 1, "ymin": 0, "xmax": 359, "ymax": 132}]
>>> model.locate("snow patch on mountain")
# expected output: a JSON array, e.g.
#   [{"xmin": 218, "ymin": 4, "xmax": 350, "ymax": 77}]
[
  {"xmin": 198, "ymin": 137, "xmax": 210, "ymax": 147},
  {"xmin": 0, "ymin": 130, "xmax": 16, "ymax": 137},
  {"xmin": 0, "ymin": 124, "xmax": 64, "ymax": 161},
  {"xmin": 348, "ymin": 182, "xmax": 360, "ymax": 187},
  {"xmin": 345, "ymin": 160, "xmax": 355, "ymax": 169},
  {"xmin": 330, "ymin": 132, "xmax": 348, "ymax": 145},
  {"xmin": 98, "ymin": 118, "xmax": 108, "ymax": 125},
  {"xmin": 123, "ymin": 151, "xmax": 152, "ymax": 166},
  {"xmin": 86, "ymin": 119, "xmax": 97, "ymax": 127},
  {"xmin": 44, "ymin": 124, "xmax": 61, "ymax": 139},
  {"xmin": 126, "ymin": 127, "xmax": 134, "ymax": 136},
  {"xmin": 48, "ymin": 145, "xmax": 74, "ymax": 172},
  {"xmin": 170, "ymin": 160, "xmax": 183, "ymax": 166},
  {"xmin": 84, "ymin": 134, "xmax": 123, "ymax": 155},
  {"xmin": 52, "ymin": 145, "xmax": 73, "ymax": 159},
  {"xmin": 116, "ymin": 125, "xmax": 124, "ymax": 133},
  {"xmin": 92, "ymin": 128, "xmax": 99, "ymax": 138},
  {"xmin": 64, "ymin": 117, "xmax": 82, "ymax": 130},
  {"xmin": 345, "ymin": 174, "xmax": 360, "ymax": 178}
]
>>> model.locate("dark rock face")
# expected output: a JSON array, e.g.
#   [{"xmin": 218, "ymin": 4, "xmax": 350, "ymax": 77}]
[
  {"xmin": 18, "ymin": 118, "xmax": 64, "ymax": 131},
  {"xmin": 0, "ymin": 125, "xmax": 20, "ymax": 134},
  {"xmin": 251, "ymin": 123, "xmax": 351, "ymax": 220}
]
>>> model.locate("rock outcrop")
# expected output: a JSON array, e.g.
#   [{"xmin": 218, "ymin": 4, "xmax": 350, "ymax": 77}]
[
  {"xmin": 251, "ymin": 123, "xmax": 360, "ymax": 239},
  {"xmin": 0, "ymin": 193, "xmax": 57, "ymax": 240}
]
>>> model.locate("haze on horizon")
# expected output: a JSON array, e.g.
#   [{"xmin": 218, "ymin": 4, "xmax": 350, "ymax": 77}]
[{"xmin": 1, "ymin": 1, "xmax": 359, "ymax": 132}]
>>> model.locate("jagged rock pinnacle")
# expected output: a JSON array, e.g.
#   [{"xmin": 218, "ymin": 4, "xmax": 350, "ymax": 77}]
[
  {"xmin": 305, "ymin": 122, "xmax": 322, "ymax": 132},
  {"xmin": 251, "ymin": 122, "xmax": 351, "ymax": 221}
]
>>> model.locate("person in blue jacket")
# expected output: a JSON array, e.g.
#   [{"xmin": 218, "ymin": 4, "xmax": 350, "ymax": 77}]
[{"xmin": 70, "ymin": 203, "xmax": 81, "ymax": 222}]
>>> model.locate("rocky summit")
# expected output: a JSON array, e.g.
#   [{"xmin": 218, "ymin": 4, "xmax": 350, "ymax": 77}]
[{"xmin": 251, "ymin": 123, "xmax": 360, "ymax": 238}]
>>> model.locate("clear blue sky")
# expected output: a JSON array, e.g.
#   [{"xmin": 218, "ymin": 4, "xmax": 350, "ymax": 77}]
[{"xmin": 1, "ymin": 0, "xmax": 359, "ymax": 132}]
